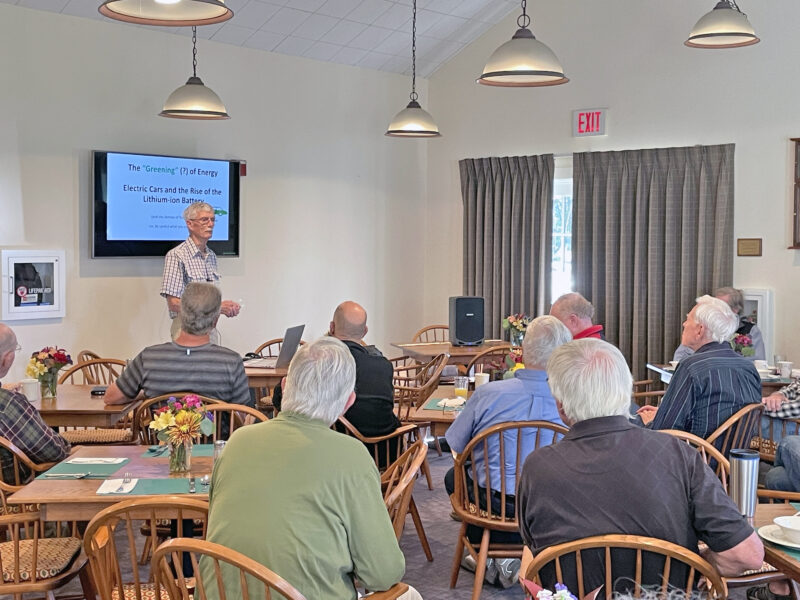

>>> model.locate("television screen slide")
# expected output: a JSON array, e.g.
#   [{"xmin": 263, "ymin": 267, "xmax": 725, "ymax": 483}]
[{"xmin": 106, "ymin": 152, "xmax": 230, "ymax": 241}]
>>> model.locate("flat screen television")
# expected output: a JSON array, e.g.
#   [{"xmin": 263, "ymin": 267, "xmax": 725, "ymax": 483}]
[{"xmin": 92, "ymin": 150, "xmax": 241, "ymax": 257}]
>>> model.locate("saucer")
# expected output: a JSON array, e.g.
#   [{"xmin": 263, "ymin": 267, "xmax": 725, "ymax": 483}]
[{"xmin": 758, "ymin": 524, "xmax": 800, "ymax": 550}]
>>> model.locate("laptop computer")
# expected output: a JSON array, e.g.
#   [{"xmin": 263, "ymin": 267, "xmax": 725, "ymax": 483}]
[{"xmin": 245, "ymin": 324, "xmax": 305, "ymax": 369}]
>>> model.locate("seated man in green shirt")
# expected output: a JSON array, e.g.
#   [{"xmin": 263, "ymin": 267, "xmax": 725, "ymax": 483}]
[{"xmin": 205, "ymin": 336, "xmax": 421, "ymax": 600}]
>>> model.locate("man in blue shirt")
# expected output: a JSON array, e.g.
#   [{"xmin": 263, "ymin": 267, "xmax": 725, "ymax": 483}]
[
  {"xmin": 444, "ymin": 315, "xmax": 571, "ymax": 587},
  {"xmin": 641, "ymin": 295, "xmax": 761, "ymax": 444}
]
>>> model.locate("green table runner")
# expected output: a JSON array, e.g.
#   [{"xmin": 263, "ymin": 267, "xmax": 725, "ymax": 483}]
[
  {"xmin": 422, "ymin": 397, "xmax": 463, "ymax": 411},
  {"xmin": 38, "ymin": 459, "xmax": 129, "ymax": 479},
  {"xmin": 99, "ymin": 478, "xmax": 200, "ymax": 496},
  {"xmin": 141, "ymin": 444, "xmax": 214, "ymax": 458}
]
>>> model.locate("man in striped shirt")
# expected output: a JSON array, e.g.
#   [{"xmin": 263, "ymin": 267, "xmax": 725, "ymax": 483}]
[
  {"xmin": 639, "ymin": 295, "xmax": 761, "ymax": 441},
  {"xmin": 104, "ymin": 283, "xmax": 251, "ymax": 407}
]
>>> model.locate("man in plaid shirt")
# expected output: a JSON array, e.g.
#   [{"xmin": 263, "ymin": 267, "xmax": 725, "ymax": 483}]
[
  {"xmin": 0, "ymin": 324, "xmax": 69, "ymax": 484},
  {"xmin": 161, "ymin": 201, "xmax": 240, "ymax": 340}
]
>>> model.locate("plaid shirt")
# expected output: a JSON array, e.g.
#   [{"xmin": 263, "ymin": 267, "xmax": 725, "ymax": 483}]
[
  {"xmin": 766, "ymin": 380, "xmax": 800, "ymax": 419},
  {"xmin": 0, "ymin": 386, "xmax": 70, "ymax": 484},
  {"xmin": 160, "ymin": 237, "xmax": 219, "ymax": 318}
]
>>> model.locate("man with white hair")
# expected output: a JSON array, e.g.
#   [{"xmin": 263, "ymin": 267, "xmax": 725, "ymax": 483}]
[
  {"xmin": 205, "ymin": 337, "xmax": 420, "ymax": 600},
  {"xmin": 549, "ymin": 292, "xmax": 604, "ymax": 340},
  {"xmin": 642, "ymin": 295, "xmax": 761, "ymax": 439},
  {"xmin": 0, "ymin": 324, "xmax": 69, "ymax": 482},
  {"xmin": 517, "ymin": 338, "xmax": 764, "ymax": 593},
  {"xmin": 161, "ymin": 201, "xmax": 240, "ymax": 340},
  {"xmin": 444, "ymin": 315, "xmax": 572, "ymax": 587}
]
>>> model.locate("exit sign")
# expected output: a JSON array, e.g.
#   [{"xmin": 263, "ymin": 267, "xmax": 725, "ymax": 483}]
[{"xmin": 573, "ymin": 108, "xmax": 607, "ymax": 137}]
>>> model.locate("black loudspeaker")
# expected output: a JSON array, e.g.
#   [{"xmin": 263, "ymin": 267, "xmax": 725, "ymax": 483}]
[{"xmin": 449, "ymin": 296, "xmax": 485, "ymax": 346}]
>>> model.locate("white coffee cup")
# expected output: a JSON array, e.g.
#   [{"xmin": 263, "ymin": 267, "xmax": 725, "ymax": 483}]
[
  {"xmin": 474, "ymin": 373, "xmax": 490, "ymax": 388},
  {"xmin": 778, "ymin": 361, "xmax": 793, "ymax": 379},
  {"xmin": 21, "ymin": 379, "xmax": 40, "ymax": 402},
  {"xmin": 753, "ymin": 360, "xmax": 768, "ymax": 371}
]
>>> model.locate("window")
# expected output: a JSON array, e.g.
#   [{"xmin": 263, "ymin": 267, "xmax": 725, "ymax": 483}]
[{"xmin": 552, "ymin": 177, "xmax": 573, "ymax": 302}]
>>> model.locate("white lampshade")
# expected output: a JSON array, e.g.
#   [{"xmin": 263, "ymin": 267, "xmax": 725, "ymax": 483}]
[
  {"xmin": 385, "ymin": 100, "xmax": 441, "ymax": 138},
  {"xmin": 478, "ymin": 28, "xmax": 568, "ymax": 87},
  {"xmin": 685, "ymin": 1, "xmax": 759, "ymax": 48},
  {"xmin": 99, "ymin": 0, "xmax": 233, "ymax": 26},
  {"xmin": 160, "ymin": 76, "xmax": 230, "ymax": 120}
]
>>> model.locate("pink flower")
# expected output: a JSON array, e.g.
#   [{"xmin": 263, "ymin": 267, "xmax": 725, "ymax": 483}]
[{"xmin": 173, "ymin": 402, "xmax": 182, "ymax": 411}]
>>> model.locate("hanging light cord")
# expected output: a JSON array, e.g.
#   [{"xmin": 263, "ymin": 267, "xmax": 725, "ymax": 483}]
[
  {"xmin": 517, "ymin": 0, "xmax": 530, "ymax": 29},
  {"xmin": 192, "ymin": 26, "xmax": 198, "ymax": 78},
  {"xmin": 409, "ymin": 0, "xmax": 417, "ymax": 102},
  {"xmin": 723, "ymin": 0, "xmax": 744, "ymax": 14}
]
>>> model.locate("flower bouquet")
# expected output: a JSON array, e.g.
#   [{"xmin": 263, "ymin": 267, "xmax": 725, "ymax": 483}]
[
  {"xmin": 523, "ymin": 581, "xmax": 578, "ymax": 600},
  {"xmin": 25, "ymin": 347, "xmax": 72, "ymax": 399},
  {"xmin": 502, "ymin": 313, "xmax": 532, "ymax": 347},
  {"xmin": 731, "ymin": 334, "xmax": 755, "ymax": 357},
  {"xmin": 148, "ymin": 395, "xmax": 214, "ymax": 473}
]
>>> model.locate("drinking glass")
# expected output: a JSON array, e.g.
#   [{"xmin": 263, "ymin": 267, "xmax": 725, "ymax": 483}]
[{"xmin": 454, "ymin": 376, "xmax": 469, "ymax": 400}]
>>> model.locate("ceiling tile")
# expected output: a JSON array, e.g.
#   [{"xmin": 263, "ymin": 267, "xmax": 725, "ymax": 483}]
[
  {"xmin": 347, "ymin": 0, "xmax": 392, "ymax": 25},
  {"xmin": 225, "ymin": 0, "xmax": 254, "ymax": 12},
  {"xmin": 372, "ymin": 29, "xmax": 408, "ymax": 55},
  {"xmin": 320, "ymin": 19, "xmax": 366, "ymax": 45},
  {"xmin": 19, "ymin": 0, "xmax": 68, "ymax": 10},
  {"xmin": 262, "ymin": 6, "xmax": 311, "ymax": 34},
  {"xmin": 413, "ymin": 8, "xmax": 444, "ymax": 36},
  {"xmin": 292, "ymin": 13, "xmax": 339, "ymax": 40},
  {"xmin": 450, "ymin": 18, "xmax": 490, "ymax": 44},
  {"xmin": 243, "ymin": 29, "xmax": 285, "ymax": 51},
  {"xmin": 423, "ymin": 0, "xmax": 461, "ymax": 15},
  {"xmin": 371, "ymin": 3, "xmax": 409, "ymax": 30},
  {"xmin": 332, "ymin": 45, "xmax": 368, "ymax": 66},
  {"xmin": 210, "ymin": 23, "xmax": 256, "ymax": 45},
  {"xmin": 317, "ymin": 0, "xmax": 362, "ymax": 19},
  {"xmin": 62, "ymin": 0, "xmax": 103, "ymax": 19},
  {"xmin": 379, "ymin": 54, "xmax": 408, "ymax": 74},
  {"xmin": 273, "ymin": 35, "xmax": 315, "ymax": 56},
  {"xmin": 357, "ymin": 51, "xmax": 392, "ymax": 70},
  {"xmin": 423, "ymin": 13, "xmax": 467, "ymax": 40},
  {"xmin": 235, "ymin": 1, "xmax": 281, "ymax": 29},
  {"xmin": 304, "ymin": 40, "xmax": 343, "ymax": 61},
  {"xmin": 348, "ymin": 25, "xmax": 394, "ymax": 51},
  {"xmin": 291, "ymin": 0, "xmax": 327, "ymax": 10},
  {"xmin": 191, "ymin": 23, "xmax": 224, "ymax": 39}
]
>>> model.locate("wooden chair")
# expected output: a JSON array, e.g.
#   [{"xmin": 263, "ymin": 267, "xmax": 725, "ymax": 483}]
[
  {"xmin": 382, "ymin": 440, "xmax": 430, "ymax": 561},
  {"xmin": 58, "ymin": 357, "xmax": 127, "ymax": 385},
  {"xmin": 393, "ymin": 353, "xmax": 448, "ymax": 422},
  {"xmin": 706, "ymin": 403, "xmax": 764, "ymax": 458},
  {"xmin": 0, "ymin": 509, "xmax": 94, "ymax": 600},
  {"xmin": 153, "ymin": 537, "xmax": 411, "ymax": 600},
  {"xmin": 76, "ymin": 349, "xmax": 102, "ymax": 363},
  {"xmin": 336, "ymin": 419, "xmax": 433, "ymax": 562},
  {"xmin": 458, "ymin": 343, "xmax": 512, "ymax": 376},
  {"xmin": 661, "ymin": 429, "xmax": 730, "ymax": 491},
  {"xmin": 753, "ymin": 416, "xmax": 800, "ymax": 463},
  {"xmin": 412, "ymin": 325, "xmax": 449, "ymax": 343},
  {"xmin": 450, "ymin": 420, "xmax": 569, "ymax": 600},
  {"xmin": 0, "ymin": 435, "xmax": 56, "ymax": 516},
  {"xmin": 84, "ymin": 496, "xmax": 209, "ymax": 600},
  {"xmin": 200, "ymin": 402, "xmax": 268, "ymax": 442},
  {"xmin": 632, "ymin": 378, "xmax": 665, "ymax": 407},
  {"xmin": 521, "ymin": 534, "xmax": 727, "ymax": 599},
  {"xmin": 57, "ymin": 358, "xmax": 137, "ymax": 444},
  {"xmin": 135, "ymin": 393, "xmax": 222, "ymax": 445}
]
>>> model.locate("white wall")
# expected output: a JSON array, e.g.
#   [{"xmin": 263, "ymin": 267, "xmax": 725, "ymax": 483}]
[
  {"xmin": 0, "ymin": 4, "xmax": 429, "ymax": 381},
  {"xmin": 426, "ymin": 0, "xmax": 800, "ymax": 364}
]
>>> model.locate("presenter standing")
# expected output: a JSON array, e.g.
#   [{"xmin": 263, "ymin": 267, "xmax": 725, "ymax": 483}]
[{"xmin": 161, "ymin": 202, "xmax": 240, "ymax": 342}]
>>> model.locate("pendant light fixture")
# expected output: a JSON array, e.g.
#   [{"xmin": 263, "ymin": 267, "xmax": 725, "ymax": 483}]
[
  {"xmin": 478, "ymin": 0, "xmax": 567, "ymax": 87},
  {"xmin": 685, "ymin": 1, "xmax": 759, "ymax": 48},
  {"xmin": 385, "ymin": 0, "xmax": 440, "ymax": 138},
  {"xmin": 160, "ymin": 27, "xmax": 229, "ymax": 120},
  {"xmin": 99, "ymin": 0, "xmax": 233, "ymax": 27}
]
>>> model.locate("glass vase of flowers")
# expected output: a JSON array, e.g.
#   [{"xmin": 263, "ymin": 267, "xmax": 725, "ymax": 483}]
[
  {"xmin": 148, "ymin": 395, "xmax": 214, "ymax": 474},
  {"xmin": 731, "ymin": 333, "xmax": 755, "ymax": 357},
  {"xmin": 25, "ymin": 347, "xmax": 72, "ymax": 399},
  {"xmin": 502, "ymin": 313, "xmax": 532, "ymax": 347}
]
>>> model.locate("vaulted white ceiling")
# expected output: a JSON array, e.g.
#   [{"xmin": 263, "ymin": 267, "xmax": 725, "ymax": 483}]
[{"xmin": 2, "ymin": 0, "xmax": 520, "ymax": 77}]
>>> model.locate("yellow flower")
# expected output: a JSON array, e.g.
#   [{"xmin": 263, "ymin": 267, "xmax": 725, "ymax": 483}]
[
  {"xmin": 25, "ymin": 359, "xmax": 46, "ymax": 378},
  {"xmin": 510, "ymin": 362, "xmax": 525, "ymax": 372},
  {"xmin": 148, "ymin": 411, "xmax": 176, "ymax": 431}
]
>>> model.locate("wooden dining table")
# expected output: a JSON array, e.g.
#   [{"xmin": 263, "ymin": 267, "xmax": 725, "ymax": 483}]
[
  {"xmin": 245, "ymin": 365, "xmax": 287, "ymax": 389},
  {"xmin": 405, "ymin": 384, "xmax": 469, "ymax": 437},
  {"xmin": 391, "ymin": 339, "xmax": 508, "ymax": 366},
  {"xmin": 32, "ymin": 384, "xmax": 139, "ymax": 428},
  {"xmin": 8, "ymin": 444, "xmax": 211, "ymax": 521},
  {"xmin": 753, "ymin": 503, "xmax": 800, "ymax": 581},
  {"xmin": 646, "ymin": 363, "xmax": 793, "ymax": 397}
]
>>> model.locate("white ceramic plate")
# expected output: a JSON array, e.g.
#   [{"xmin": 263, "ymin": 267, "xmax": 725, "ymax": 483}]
[{"xmin": 758, "ymin": 524, "xmax": 800, "ymax": 550}]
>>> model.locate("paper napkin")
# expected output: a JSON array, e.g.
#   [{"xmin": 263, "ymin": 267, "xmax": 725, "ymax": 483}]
[
  {"xmin": 96, "ymin": 478, "xmax": 138, "ymax": 494},
  {"xmin": 67, "ymin": 457, "xmax": 127, "ymax": 465},
  {"xmin": 437, "ymin": 397, "xmax": 466, "ymax": 408}
]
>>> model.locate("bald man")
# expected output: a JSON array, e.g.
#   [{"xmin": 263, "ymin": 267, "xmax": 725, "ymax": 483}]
[
  {"xmin": 329, "ymin": 301, "xmax": 401, "ymax": 439},
  {"xmin": 0, "ymin": 324, "xmax": 69, "ymax": 482}
]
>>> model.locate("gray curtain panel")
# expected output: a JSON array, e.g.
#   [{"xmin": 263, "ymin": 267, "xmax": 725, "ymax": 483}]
[
  {"xmin": 460, "ymin": 155, "xmax": 554, "ymax": 340},
  {"xmin": 573, "ymin": 144, "xmax": 734, "ymax": 379}
]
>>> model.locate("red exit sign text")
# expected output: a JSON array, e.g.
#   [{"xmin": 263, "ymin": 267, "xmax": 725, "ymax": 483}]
[{"xmin": 572, "ymin": 108, "xmax": 607, "ymax": 137}]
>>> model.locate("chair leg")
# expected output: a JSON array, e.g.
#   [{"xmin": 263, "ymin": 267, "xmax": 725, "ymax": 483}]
[
  {"xmin": 139, "ymin": 536, "xmax": 152, "ymax": 565},
  {"xmin": 409, "ymin": 496, "xmax": 433, "ymax": 562},
  {"xmin": 471, "ymin": 529, "xmax": 491, "ymax": 600},
  {"xmin": 421, "ymin": 456, "xmax": 434, "ymax": 490},
  {"xmin": 79, "ymin": 562, "xmax": 97, "ymax": 600},
  {"xmin": 450, "ymin": 521, "xmax": 468, "ymax": 588},
  {"xmin": 433, "ymin": 435, "xmax": 443, "ymax": 457}
]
